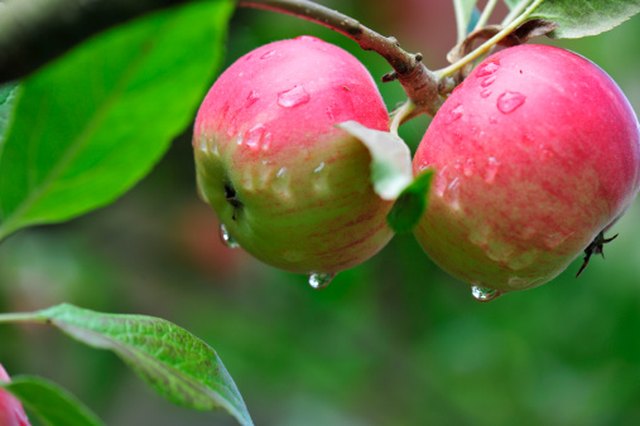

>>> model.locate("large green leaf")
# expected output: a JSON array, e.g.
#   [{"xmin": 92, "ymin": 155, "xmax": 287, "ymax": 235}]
[
  {"xmin": 0, "ymin": 304, "xmax": 253, "ymax": 426},
  {"xmin": 505, "ymin": 0, "xmax": 640, "ymax": 38},
  {"xmin": 0, "ymin": 0, "xmax": 233, "ymax": 240},
  {"xmin": 1, "ymin": 376, "xmax": 104, "ymax": 426}
]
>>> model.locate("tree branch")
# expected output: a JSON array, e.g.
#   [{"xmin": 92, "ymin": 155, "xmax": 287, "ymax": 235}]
[
  {"xmin": 0, "ymin": 0, "xmax": 191, "ymax": 84},
  {"xmin": 238, "ymin": 0, "xmax": 443, "ymax": 116}
]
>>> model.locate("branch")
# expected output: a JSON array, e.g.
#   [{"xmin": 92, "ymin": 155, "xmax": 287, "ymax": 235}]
[
  {"xmin": 0, "ymin": 0, "xmax": 190, "ymax": 84},
  {"xmin": 238, "ymin": 0, "xmax": 443, "ymax": 117}
]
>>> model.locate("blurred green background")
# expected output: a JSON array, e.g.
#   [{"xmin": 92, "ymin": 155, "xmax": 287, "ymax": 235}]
[{"xmin": 2, "ymin": 1, "xmax": 640, "ymax": 425}]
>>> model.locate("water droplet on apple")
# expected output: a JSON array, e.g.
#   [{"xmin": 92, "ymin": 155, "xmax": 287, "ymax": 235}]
[
  {"xmin": 245, "ymin": 124, "xmax": 268, "ymax": 151},
  {"xmin": 463, "ymin": 158, "xmax": 475, "ymax": 177},
  {"xmin": 480, "ymin": 89, "xmax": 492, "ymax": 98},
  {"xmin": 476, "ymin": 60, "xmax": 500, "ymax": 77},
  {"xmin": 245, "ymin": 90, "xmax": 260, "ymax": 107},
  {"xmin": 480, "ymin": 76, "xmax": 496, "ymax": 87},
  {"xmin": 198, "ymin": 139, "xmax": 208, "ymax": 152},
  {"xmin": 444, "ymin": 177, "xmax": 461, "ymax": 210},
  {"xmin": 446, "ymin": 104, "xmax": 464, "ymax": 123},
  {"xmin": 483, "ymin": 157, "xmax": 500, "ymax": 183},
  {"xmin": 278, "ymin": 85, "xmax": 310, "ymax": 108},
  {"xmin": 471, "ymin": 285, "xmax": 502, "ymax": 302},
  {"xmin": 260, "ymin": 50, "xmax": 276, "ymax": 60},
  {"xmin": 308, "ymin": 272, "xmax": 335, "ymax": 290},
  {"xmin": 313, "ymin": 162, "xmax": 326, "ymax": 173},
  {"xmin": 276, "ymin": 167, "xmax": 287, "ymax": 178},
  {"xmin": 497, "ymin": 91, "xmax": 526, "ymax": 114},
  {"xmin": 219, "ymin": 224, "xmax": 240, "ymax": 249}
]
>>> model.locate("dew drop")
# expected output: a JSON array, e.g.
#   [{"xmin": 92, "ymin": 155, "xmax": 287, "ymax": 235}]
[
  {"xmin": 463, "ymin": 158, "xmax": 475, "ymax": 177},
  {"xmin": 308, "ymin": 272, "xmax": 336, "ymax": 290},
  {"xmin": 313, "ymin": 162, "xmax": 326, "ymax": 173},
  {"xmin": 278, "ymin": 85, "xmax": 310, "ymax": 108},
  {"xmin": 480, "ymin": 89, "xmax": 492, "ymax": 98},
  {"xmin": 260, "ymin": 50, "xmax": 276, "ymax": 60},
  {"xmin": 480, "ymin": 76, "xmax": 496, "ymax": 87},
  {"xmin": 471, "ymin": 285, "xmax": 502, "ymax": 302},
  {"xmin": 198, "ymin": 139, "xmax": 208, "ymax": 153},
  {"xmin": 245, "ymin": 124, "xmax": 267, "ymax": 151},
  {"xmin": 476, "ymin": 60, "xmax": 500, "ymax": 77},
  {"xmin": 444, "ymin": 177, "xmax": 461, "ymax": 210},
  {"xmin": 276, "ymin": 167, "xmax": 287, "ymax": 178},
  {"xmin": 245, "ymin": 90, "xmax": 260, "ymax": 108},
  {"xmin": 219, "ymin": 224, "xmax": 240, "ymax": 249},
  {"xmin": 483, "ymin": 157, "xmax": 500, "ymax": 183},
  {"xmin": 445, "ymin": 104, "xmax": 464, "ymax": 124},
  {"xmin": 497, "ymin": 91, "xmax": 526, "ymax": 114}
]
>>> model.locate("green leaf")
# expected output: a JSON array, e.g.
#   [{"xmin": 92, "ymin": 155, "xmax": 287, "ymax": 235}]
[
  {"xmin": 531, "ymin": 0, "xmax": 640, "ymax": 38},
  {"xmin": 337, "ymin": 121, "xmax": 413, "ymax": 201},
  {"xmin": 38, "ymin": 304, "xmax": 253, "ymax": 426},
  {"xmin": 386, "ymin": 169, "xmax": 435, "ymax": 234},
  {"xmin": 454, "ymin": 0, "xmax": 478, "ymax": 40},
  {"xmin": 0, "ymin": 0, "xmax": 233, "ymax": 240},
  {"xmin": 0, "ymin": 83, "xmax": 18, "ymax": 145},
  {"xmin": 0, "ymin": 375, "xmax": 104, "ymax": 426}
]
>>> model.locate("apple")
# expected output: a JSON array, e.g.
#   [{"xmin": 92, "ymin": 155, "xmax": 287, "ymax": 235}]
[
  {"xmin": 413, "ymin": 44, "xmax": 640, "ymax": 296},
  {"xmin": 0, "ymin": 364, "xmax": 30, "ymax": 426},
  {"xmin": 193, "ymin": 36, "xmax": 393, "ymax": 281}
]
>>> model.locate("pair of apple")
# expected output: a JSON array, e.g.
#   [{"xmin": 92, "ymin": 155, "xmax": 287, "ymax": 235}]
[{"xmin": 193, "ymin": 36, "xmax": 640, "ymax": 298}]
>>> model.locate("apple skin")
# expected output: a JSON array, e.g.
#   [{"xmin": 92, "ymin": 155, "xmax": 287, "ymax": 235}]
[
  {"xmin": 0, "ymin": 364, "xmax": 30, "ymax": 426},
  {"xmin": 193, "ymin": 36, "xmax": 393, "ymax": 274},
  {"xmin": 413, "ymin": 44, "xmax": 640, "ymax": 292}
]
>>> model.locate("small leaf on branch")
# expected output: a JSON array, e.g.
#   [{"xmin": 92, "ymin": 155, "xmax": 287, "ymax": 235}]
[
  {"xmin": 0, "ymin": 375, "xmax": 104, "ymax": 426},
  {"xmin": 30, "ymin": 304, "xmax": 254, "ymax": 426},
  {"xmin": 386, "ymin": 169, "xmax": 435, "ymax": 234},
  {"xmin": 338, "ymin": 121, "xmax": 413, "ymax": 201},
  {"xmin": 522, "ymin": 0, "xmax": 640, "ymax": 39}
]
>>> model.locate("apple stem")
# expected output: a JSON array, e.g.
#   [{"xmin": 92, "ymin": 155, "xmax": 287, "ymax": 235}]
[
  {"xmin": 436, "ymin": 0, "xmax": 544, "ymax": 79},
  {"xmin": 238, "ymin": 0, "xmax": 444, "ymax": 117}
]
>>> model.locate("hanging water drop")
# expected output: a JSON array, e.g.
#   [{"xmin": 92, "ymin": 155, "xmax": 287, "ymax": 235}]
[
  {"xmin": 219, "ymin": 224, "xmax": 240, "ymax": 249},
  {"xmin": 308, "ymin": 272, "xmax": 335, "ymax": 290},
  {"xmin": 278, "ymin": 85, "xmax": 310, "ymax": 108},
  {"xmin": 471, "ymin": 285, "xmax": 502, "ymax": 302}
]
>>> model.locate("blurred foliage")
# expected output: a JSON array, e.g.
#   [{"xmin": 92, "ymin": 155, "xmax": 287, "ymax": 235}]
[{"xmin": 1, "ymin": 1, "xmax": 640, "ymax": 425}]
